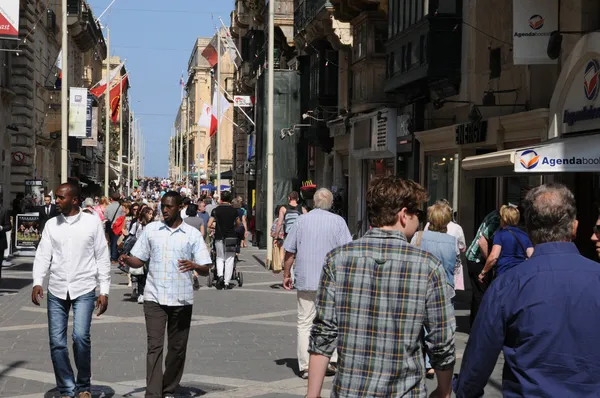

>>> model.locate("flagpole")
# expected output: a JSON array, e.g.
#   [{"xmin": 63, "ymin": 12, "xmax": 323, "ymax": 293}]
[
  {"xmin": 118, "ymin": 76, "xmax": 123, "ymax": 191},
  {"xmin": 104, "ymin": 27, "xmax": 111, "ymax": 197},
  {"xmin": 266, "ymin": 0, "xmax": 275, "ymax": 267},
  {"xmin": 218, "ymin": 17, "xmax": 243, "ymax": 65},
  {"xmin": 216, "ymin": 26, "xmax": 222, "ymax": 198},
  {"xmin": 60, "ymin": 0, "xmax": 68, "ymax": 183},
  {"xmin": 213, "ymin": 78, "xmax": 255, "ymax": 126},
  {"xmin": 185, "ymin": 95, "xmax": 190, "ymax": 191}
]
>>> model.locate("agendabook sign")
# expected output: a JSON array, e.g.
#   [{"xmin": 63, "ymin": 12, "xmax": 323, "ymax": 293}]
[
  {"xmin": 561, "ymin": 58, "xmax": 600, "ymax": 135},
  {"xmin": 514, "ymin": 135, "xmax": 600, "ymax": 173},
  {"xmin": 513, "ymin": 0, "xmax": 558, "ymax": 65}
]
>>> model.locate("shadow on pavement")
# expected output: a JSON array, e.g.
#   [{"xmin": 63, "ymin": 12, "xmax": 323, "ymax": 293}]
[
  {"xmin": 270, "ymin": 283, "xmax": 284, "ymax": 289},
  {"xmin": 122, "ymin": 383, "xmax": 226, "ymax": 397},
  {"xmin": 275, "ymin": 358, "xmax": 300, "ymax": 377},
  {"xmin": 45, "ymin": 385, "xmax": 116, "ymax": 397},
  {"xmin": 252, "ymin": 255, "xmax": 266, "ymax": 268},
  {"xmin": 0, "ymin": 360, "xmax": 27, "ymax": 381}
]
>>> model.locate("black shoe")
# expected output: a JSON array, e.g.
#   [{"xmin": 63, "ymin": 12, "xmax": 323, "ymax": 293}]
[{"xmin": 216, "ymin": 277, "xmax": 225, "ymax": 290}]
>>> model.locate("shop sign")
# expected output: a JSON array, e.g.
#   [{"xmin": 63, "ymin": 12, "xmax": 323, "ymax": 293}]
[
  {"xmin": 455, "ymin": 121, "xmax": 488, "ymax": 145},
  {"xmin": 0, "ymin": 1, "xmax": 19, "ymax": 40},
  {"xmin": 513, "ymin": 0, "xmax": 558, "ymax": 65},
  {"xmin": 561, "ymin": 59, "xmax": 600, "ymax": 134},
  {"xmin": 233, "ymin": 96, "xmax": 254, "ymax": 107},
  {"xmin": 515, "ymin": 135, "xmax": 600, "ymax": 172}
]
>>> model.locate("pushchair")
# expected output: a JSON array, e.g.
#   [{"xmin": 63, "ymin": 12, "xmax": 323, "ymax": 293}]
[{"xmin": 206, "ymin": 237, "xmax": 243, "ymax": 288}]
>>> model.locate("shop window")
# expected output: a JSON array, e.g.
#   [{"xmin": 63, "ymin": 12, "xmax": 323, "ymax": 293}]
[
  {"xmin": 354, "ymin": 23, "xmax": 367, "ymax": 60},
  {"xmin": 426, "ymin": 154, "xmax": 457, "ymax": 206}
]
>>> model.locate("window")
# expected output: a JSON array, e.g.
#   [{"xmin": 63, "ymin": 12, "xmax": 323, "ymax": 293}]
[
  {"xmin": 426, "ymin": 154, "xmax": 458, "ymax": 206},
  {"xmin": 405, "ymin": 42, "xmax": 412, "ymax": 71},
  {"xmin": 354, "ymin": 24, "xmax": 367, "ymax": 60},
  {"xmin": 405, "ymin": 0, "xmax": 411, "ymax": 30},
  {"xmin": 401, "ymin": 45, "xmax": 406, "ymax": 72},
  {"xmin": 374, "ymin": 23, "xmax": 387, "ymax": 54},
  {"xmin": 399, "ymin": 0, "xmax": 404, "ymax": 32},
  {"xmin": 389, "ymin": 0, "xmax": 395, "ymax": 38},
  {"xmin": 419, "ymin": 34, "xmax": 427, "ymax": 65}
]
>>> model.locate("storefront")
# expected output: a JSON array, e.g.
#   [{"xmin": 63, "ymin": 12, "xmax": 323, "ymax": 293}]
[
  {"xmin": 462, "ymin": 32, "xmax": 600, "ymax": 259},
  {"xmin": 416, "ymin": 109, "xmax": 548, "ymax": 238}
]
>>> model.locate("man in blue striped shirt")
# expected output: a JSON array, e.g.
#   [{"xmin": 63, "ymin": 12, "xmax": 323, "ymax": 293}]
[{"xmin": 283, "ymin": 188, "xmax": 352, "ymax": 379}]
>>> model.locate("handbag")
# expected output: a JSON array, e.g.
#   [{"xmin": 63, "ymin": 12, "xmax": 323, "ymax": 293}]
[
  {"xmin": 105, "ymin": 203, "xmax": 122, "ymax": 234},
  {"xmin": 507, "ymin": 228, "xmax": 530, "ymax": 260}
]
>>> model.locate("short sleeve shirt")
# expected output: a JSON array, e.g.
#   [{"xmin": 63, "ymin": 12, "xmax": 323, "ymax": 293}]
[
  {"xmin": 492, "ymin": 226, "xmax": 533, "ymax": 275},
  {"xmin": 130, "ymin": 221, "xmax": 212, "ymax": 306},
  {"xmin": 211, "ymin": 205, "xmax": 239, "ymax": 240}
]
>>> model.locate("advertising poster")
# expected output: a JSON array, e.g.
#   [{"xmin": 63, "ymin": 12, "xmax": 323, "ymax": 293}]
[
  {"xmin": 82, "ymin": 107, "xmax": 99, "ymax": 147},
  {"xmin": 513, "ymin": 0, "xmax": 558, "ymax": 65},
  {"xmin": 69, "ymin": 87, "xmax": 88, "ymax": 137},
  {"xmin": 15, "ymin": 213, "xmax": 41, "ymax": 249},
  {"xmin": 0, "ymin": 1, "xmax": 20, "ymax": 40},
  {"xmin": 85, "ymin": 94, "xmax": 93, "ymax": 138}
]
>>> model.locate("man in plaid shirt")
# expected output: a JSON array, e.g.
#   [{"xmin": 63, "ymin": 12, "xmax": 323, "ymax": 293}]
[{"xmin": 307, "ymin": 176, "xmax": 456, "ymax": 397}]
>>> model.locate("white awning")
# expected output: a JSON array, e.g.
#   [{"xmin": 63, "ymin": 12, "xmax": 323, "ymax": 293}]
[{"xmin": 462, "ymin": 149, "xmax": 516, "ymax": 171}]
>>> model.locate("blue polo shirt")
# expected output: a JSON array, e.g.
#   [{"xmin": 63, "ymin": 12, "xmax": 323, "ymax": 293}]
[{"xmin": 455, "ymin": 242, "xmax": 600, "ymax": 397}]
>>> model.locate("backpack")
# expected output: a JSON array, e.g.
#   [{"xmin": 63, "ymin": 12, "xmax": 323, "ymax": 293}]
[{"xmin": 284, "ymin": 205, "xmax": 302, "ymax": 234}]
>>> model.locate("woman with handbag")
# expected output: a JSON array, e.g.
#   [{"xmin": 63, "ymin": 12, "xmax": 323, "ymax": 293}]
[{"xmin": 479, "ymin": 205, "xmax": 534, "ymax": 282}]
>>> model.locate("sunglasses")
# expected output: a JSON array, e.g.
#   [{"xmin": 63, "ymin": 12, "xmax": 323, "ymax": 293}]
[{"xmin": 594, "ymin": 224, "xmax": 600, "ymax": 234}]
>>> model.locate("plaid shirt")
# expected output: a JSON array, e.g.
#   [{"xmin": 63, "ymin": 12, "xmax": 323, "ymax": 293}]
[
  {"xmin": 309, "ymin": 228, "xmax": 456, "ymax": 397},
  {"xmin": 465, "ymin": 210, "xmax": 500, "ymax": 263}
]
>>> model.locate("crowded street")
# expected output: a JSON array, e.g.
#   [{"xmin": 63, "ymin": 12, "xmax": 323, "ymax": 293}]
[{"xmin": 0, "ymin": 249, "xmax": 503, "ymax": 398}]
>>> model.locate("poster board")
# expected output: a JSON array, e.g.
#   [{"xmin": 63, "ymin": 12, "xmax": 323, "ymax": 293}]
[{"xmin": 15, "ymin": 213, "xmax": 41, "ymax": 249}]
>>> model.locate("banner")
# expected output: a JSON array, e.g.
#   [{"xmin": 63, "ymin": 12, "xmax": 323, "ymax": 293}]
[
  {"xmin": 68, "ymin": 87, "xmax": 88, "ymax": 137},
  {"xmin": 82, "ymin": 107, "xmax": 99, "ymax": 147},
  {"xmin": 233, "ymin": 95, "xmax": 254, "ymax": 107},
  {"xmin": 85, "ymin": 94, "xmax": 93, "ymax": 138},
  {"xmin": 15, "ymin": 214, "xmax": 41, "ymax": 249},
  {"xmin": 0, "ymin": 1, "xmax": 20, "ymax": 40},
  {"xmin": 515, "ymin": 135, "xmax": 600, "ymax": 172},
  {"xmin": 513, "ymin": 0, "xmax": 558, "ymax": 65}
]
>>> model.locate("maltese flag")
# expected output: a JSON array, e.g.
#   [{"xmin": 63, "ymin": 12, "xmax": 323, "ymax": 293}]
[{"xmin": 199, "ymin": 90, "xmax": 230, "ymax": 137}]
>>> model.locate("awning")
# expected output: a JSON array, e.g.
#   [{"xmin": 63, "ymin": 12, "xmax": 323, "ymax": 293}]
[{"xmin": 462, "ymin": 134, "xmax": 600, "ymax": 177}]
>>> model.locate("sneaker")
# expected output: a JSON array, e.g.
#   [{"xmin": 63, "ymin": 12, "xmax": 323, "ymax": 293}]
[
  {"xmin": 225, "ymin": 283, "xmax": 232, "ymax": 290},
  {"xmin": 193, "ymin": 275, "xmax": 200, "ymax": 290},
  {"xmin": 137, "ymin": 294, "xmax": 144, "ymax": 304},
  {"xmin": 299, "ymin": 370, "xmax": 309, "ymax": 379},
  {"xmin": 216, "ymin": 276, "xmax": 225, "ymax": 290}
]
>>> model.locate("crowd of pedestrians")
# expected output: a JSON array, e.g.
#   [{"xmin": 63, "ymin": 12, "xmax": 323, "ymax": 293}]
[{"xmin": 17, "ymin": 173, "xmax": 600, "ymax": 397}]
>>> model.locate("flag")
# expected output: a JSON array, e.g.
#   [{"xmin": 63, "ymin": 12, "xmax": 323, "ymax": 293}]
[
  {"xmin": 109, "ymin": 75, "xmax": 128, "ymax": 125},
  {"xmin": 222, "ymin": 27, "xmax": 242, "ymax": 67},
  {"xmin": 180, "ymin": 74, "xmax": 185, "ymax": 87},
  {"xmin": 197, "ymin": 102, "xmax": 212, "ymax": 130},
  {"xmin": 54, "ymin": 50, "xmax": 63, "ymax": 88},
  {"xmin": 90, "ymin": 62, "xmax": 124, "ymax": 98},
  {"xmin": 209, "ymin": 89, "xmax": 231, "ymax": 136},
  {"xmin": 201, "ymin": 27, "xmax": 231, "ymax": 67}
]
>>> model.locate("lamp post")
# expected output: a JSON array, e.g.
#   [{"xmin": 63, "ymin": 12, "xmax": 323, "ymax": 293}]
[
  {"xmin": 60, "ymin": 0, "xmax": 68, "ymax": 182},
  {"xmin": 265, "ymin": 0, "xmax": 275, "ymax": 267}
]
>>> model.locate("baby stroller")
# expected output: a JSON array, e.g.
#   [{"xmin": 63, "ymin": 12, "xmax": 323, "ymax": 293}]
[{"xmin": 206, "ymin": 237, "xmax": 243, "ymax": 288}]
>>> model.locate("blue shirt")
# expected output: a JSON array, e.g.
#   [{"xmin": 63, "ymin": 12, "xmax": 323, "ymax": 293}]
[
  {"xmin": 197, "ymin": 211, "xmax": 210, "ymax": 229},
  {"xmin": 455, "ymin": 242, "xmax": 600, "ymax": 398},
  {"xmin": 411, "ymin": 230, "xmax": 458, "ymax": 290},
  {"xmin": 130, "ymin": 220, "xmax": 212, "ymax": 306},
  {"xmin": 493, "ymin": 226, "xmax": 533, "ymax": 275},
  {"xmin": 283, "ymin": 209, "xmax": 352, "ymax": 291}
]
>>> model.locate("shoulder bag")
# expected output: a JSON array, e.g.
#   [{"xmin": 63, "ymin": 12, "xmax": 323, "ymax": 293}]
[{"xmin": 105, "ymin": 203, "xmax": 122, "ymax": 234}]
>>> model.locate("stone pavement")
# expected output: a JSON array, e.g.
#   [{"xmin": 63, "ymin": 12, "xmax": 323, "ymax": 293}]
[{"xmin": 0, "ymin": 247, "xmax": 503, "ymax": 397}]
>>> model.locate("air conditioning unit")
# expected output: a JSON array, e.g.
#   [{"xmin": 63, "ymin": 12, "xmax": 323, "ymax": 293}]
[{"xmin": 351, "ymin": 108, "xmax": 398, "ymax": 159}]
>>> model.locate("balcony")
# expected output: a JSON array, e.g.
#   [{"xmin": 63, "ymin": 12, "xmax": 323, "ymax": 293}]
[
  {"xmin": 385, "ymin": 0, "xmax": 462, "ymax": 103},
  {"xmin": 328, "ymin": 0, "xmax": 381, "ymax": 23},
  {"xmin": 70, "ymin": 1, "xmax": 107, "ymax": 56},
  {"xmin": 294, "ymin": 0, "xmax": 352, "ymax": 49}
]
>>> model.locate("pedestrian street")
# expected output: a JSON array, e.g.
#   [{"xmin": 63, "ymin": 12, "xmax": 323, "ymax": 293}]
[{"xmin": 0, "ymin": 247, "xmax": 503, "ymax": 397}]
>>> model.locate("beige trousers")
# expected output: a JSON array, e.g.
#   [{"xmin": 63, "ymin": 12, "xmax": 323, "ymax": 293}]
[{"xmin": 297, "ymin": 290, "xmax": 337, "ymax": 371}]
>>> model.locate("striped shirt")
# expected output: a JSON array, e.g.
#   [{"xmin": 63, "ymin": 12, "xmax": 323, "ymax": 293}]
[
  {"xmin": 309, "ymin": 228, "xmax": 456, "ymax": 397},
  {"xmin": 283, "ymin": 209, "xmax": 352, "ymax": 291},
  {"xmin": 130, "ymin": 220, "xmax": 212, "ymax": 306}
]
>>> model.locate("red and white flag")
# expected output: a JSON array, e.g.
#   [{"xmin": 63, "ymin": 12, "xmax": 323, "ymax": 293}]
[
  {"xmin": 90, "ymin": 62, "xmax": 124, "ymax": 98},
  {"xmin": 198, "ymin": 90, "xmax": 231, "ymax": 136},
  {"xmin": 109, "ymin": 74, "xmax": 128, "ymax": 125}
]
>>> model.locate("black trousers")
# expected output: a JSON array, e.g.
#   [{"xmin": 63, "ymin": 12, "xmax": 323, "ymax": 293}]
[
  {"xmin": 143, "ymin": 301, "xmax": 193, "ymax": 398},
  {"xmin": 0, "ymin": 249, "xmax": 4, "ymax": 281},
  {"xmin": 467, "ymin": 260, "xmax": 492, "ymax": 327}
]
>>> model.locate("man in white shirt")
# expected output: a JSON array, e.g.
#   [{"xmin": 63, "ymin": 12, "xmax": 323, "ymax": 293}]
[
  {"xmin": 31, "ymin": 181, "xmax": 111, "ymax": 398},
  {"xmin": 119, "ymin": 191, "xmax": 211, "ymax": 398}
]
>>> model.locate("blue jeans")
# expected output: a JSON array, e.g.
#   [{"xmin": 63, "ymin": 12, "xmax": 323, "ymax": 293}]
[
  {"xmin": 109, "ymin": 229, "xmax": 119, "ymax": 261},
  {"xmin": 48, "ymin": 290, "xmax": 96, "ymax": 397}
]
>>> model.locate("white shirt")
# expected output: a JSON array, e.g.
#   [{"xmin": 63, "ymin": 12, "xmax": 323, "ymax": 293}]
[
  {"xmin": 33, "ymin": 210, "xmax": 111, "ymax": 300},
  {"xmin": 425, "ymin": 220, "xmax": 467, "ymax": 251},
  {"xmin": 180, "ymin": 207, "xmax": 189, "ymax": 220},
  {"xmin": 130, "ymin": 220, "xmax": 211, "ymax": 306}
]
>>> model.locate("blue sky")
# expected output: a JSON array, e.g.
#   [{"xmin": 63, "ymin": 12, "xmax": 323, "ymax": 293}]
[{"xmin": 88, "ymin": 0, "xmax": 234, "ymax": 177}]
